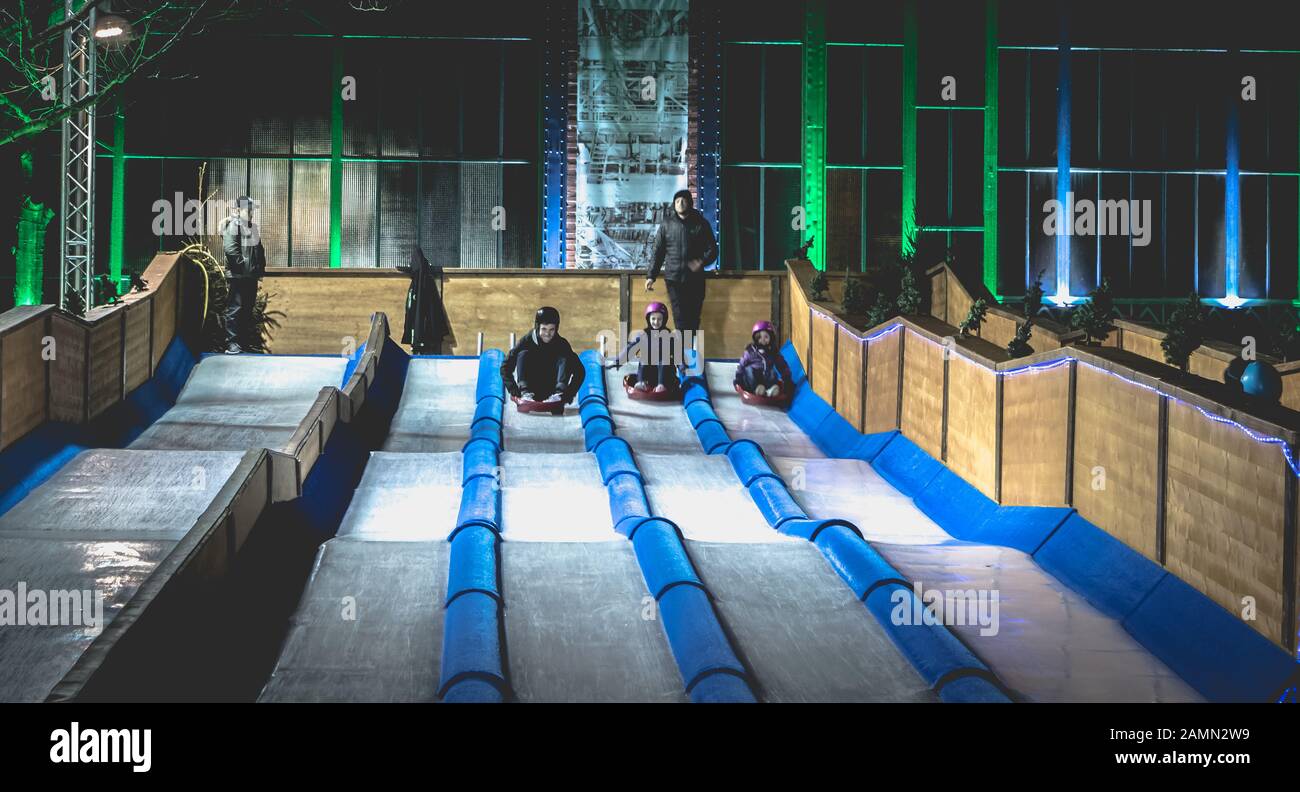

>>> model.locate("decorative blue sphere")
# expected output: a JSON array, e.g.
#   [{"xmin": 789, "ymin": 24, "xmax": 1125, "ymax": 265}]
[{"xmin": 1239, "ymin": 361, "xmax": 1282, "ymax": 403}]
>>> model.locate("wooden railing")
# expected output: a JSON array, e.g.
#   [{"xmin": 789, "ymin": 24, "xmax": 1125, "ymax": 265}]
[{"xmin": 791, "ymin": 258, "xmax": 1300, "ymax": 652}]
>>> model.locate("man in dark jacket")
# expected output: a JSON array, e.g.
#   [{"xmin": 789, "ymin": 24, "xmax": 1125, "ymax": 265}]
[
  {"xmin": 219, "ymin": 196, "xmax": 266, "ymax": 354},
  {"xmin": 501, "ymin": 306, "xmax": 586, "ymax": 403},
  {"xmin": 645, "ymin": 189, "xmax": 717, "ymax": 334}
]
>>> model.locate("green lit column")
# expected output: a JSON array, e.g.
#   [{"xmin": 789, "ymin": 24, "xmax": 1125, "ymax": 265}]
[
  {"xmin": 110, "ymin": 98, "xmax": 125, "ymax": 289},
  {"xmin": 983, "ymin": 0, "xmax": 999, "ymax": 298},
  {"xmin": 329, "ymin": 39, "xmax": 344, "ymax": 269},
  {"xmin": 802, "ymin": 0, "xmax": 827, "ymax": 270},
  {"xmin": 901, "ymin": 0, "xmax": 918, "ymax": 256}
]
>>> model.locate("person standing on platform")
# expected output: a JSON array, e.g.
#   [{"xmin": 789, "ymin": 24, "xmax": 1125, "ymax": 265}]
[
  {"xmin": 645, "ymin": 188, "xmax": 717, "ymax": 335},
  {"xmin": 219, "ymin": 195, "xmax": 266, "ymax": 354}
]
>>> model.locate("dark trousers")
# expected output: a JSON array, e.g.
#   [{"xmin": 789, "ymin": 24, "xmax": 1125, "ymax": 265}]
[
  {"xmin": 737, "ymin": 363, "xmax": 781, "ymax": 392},
  {"xmin": 666, "ymin": 274, "xmax": 706, "ymax": 334},
  {"xmin": 516, "ymin": 350, "xmax": 585, "ymax": 401},
  {"xmin": 636, "ymin": 362, "xmax": 676, "ymax": 389},
  {"xmin": 224, "ymin": 278, "xmax": 258, "ymax": 349}
]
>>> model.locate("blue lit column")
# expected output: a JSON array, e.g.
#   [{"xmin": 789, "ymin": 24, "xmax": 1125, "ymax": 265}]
[
  {"xmin": 693, "ymin": 0, "xmax": 722, "ymax": 243},
  {"xmin": 1224, "ymin": 56, "xmax": 1241, "ymax": 306},
  {"xmin": 1054, "ymin": 4, "xmax": 1071, "ymax": 303},
  {"xmin": 541, "ymin": 0, "xmax": 570, "ymax": 269}
]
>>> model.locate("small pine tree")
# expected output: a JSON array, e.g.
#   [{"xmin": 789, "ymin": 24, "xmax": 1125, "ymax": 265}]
[
  {"xmin": 842, "ymin": 272, "xmax": 869, "ymax": 315},
  {"xmin": 1023, "ymin": 269, "xmax": 1045, "ymax": 321},
  {"xmin": 1161, "ymin": 292, "xmax": 1206, "ymax": 372},
  {"xmin": 62, "ymin": 291, "xmax": 86, "ymax": 319},
  {"xmin": 1069, "ymin": 277, "xmax": 1115, "ymax": 345},
  {"xmin": 1273, "ymin": 312, "xmax": 1300, "ymax": 363},
  {"xmin": 896, "ymin": 262, "xmax": 921, "ymax": 315},
  {"xmin": 959, "ymin": 298, "xmax": 988, "ymax": 338},
  {"xmin": 810, "ymin": 269, "xmax": 829, "ymax": 301},
  {"xmin": 864, "ymin": 290, "xmax": 893, "ymax": 329},
  {"xmin": 1007, "ymin": 271, "xmax": 1045, "ymax": 358}
]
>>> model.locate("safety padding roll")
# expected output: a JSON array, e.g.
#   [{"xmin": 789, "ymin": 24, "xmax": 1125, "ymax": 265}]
[
  {"xmin": 578, "ymin": 388, "xmax": 607, "ymax": 408},
  {"xmin": 684, "ymin": 399, "xmax": 720, "ymax": 430},
  {"xmin": 607, "ymin": 470, "xmax": 651, "ymax": 534},
  {"xmin": 1032, "ymin": 513, "xmax": 1164, "ymax": 621},
  {"xmin": 453, "ymin": 475, "xmax": 501, "ymax": 538},
  {"xmin": 680, "ymin": 375, "xmax": 711, "ymax": 407},
  {"xmin": 657, "ymin": 584, "xmax": 751, "ymax": 695},
  {"xmin": 688, "ymin": 672, "xmax": 757, "ymax": 704},
  {"xmin": 594, "ymin": 437, "xmax": 641, "ymax": 485},
  {"xmin": 695, "ymin": 420, "xmax": 732, "ymax": 455},
  {"xmin": 724, "ymin": 439, "xmax": 781, "ymax": 487},
  {"xmin": 1122, "ymin": 573, "xmax": 1299, "ymax": 703},
  {"xmin": 472, "ymin": 397, "xmax": 504, "ymax": 430},
  {"xmin": 812, "ymin": 524, "xmax": 908, "ymax": 598},
  {"xmin": 631, "ymin": 518, "xmax": 702, "ymax": 598},
  {"xmin": 467, "ymin": 419, "xmax": 502, "ymax": 451},
  {"xmin": 779, "ymin": 341, "xmax": 807, "ymax": 386},
  {"xmin": 579, "ymin": 398, "xmax": 613, "ymax": 428},
  {"xmin": 936, "ymin": 674, "xmax": 1013, "ymax": 703},
  {"xmin": 786, "ymin": 386, "xmax": 834, "ymax": 440},
  {"xmin": 583, "ymin": 417, "xmax": 617, "ymax": 451},
  {"xmin": 855, "ymin": 430, "xmax": 899, "ymax": 462},
  {"xmin": 476, "ymin": 350, "xmax": 505, "ymax": 403},
  {"xmin": 964, "ymin": 506, "xmax": 1071, "ymax": 555},
  {"xmin": 916, "ymin": 468, "xmax": 999, "ymax": 537},
  {"xmin": 438, "ymin": 591, "xmax": 506, "ymax": 701},
  {"xmin": 746, "ymin": 476, "xmax": 807, "ymax": 527},
  {"xmin": 446, "ymin": 525, "xmax": 500, "ymax": 603},
  {"xmin": 441, "ymin": 678, "xmax": 505, "ymax": 704},
  {"xmin": 871, "ymin": 433, "xmax": 944, "ymax": 498},
  {"xmin": 461, "ymin": 439, "xmax": 499, "ymax": 485},
  {"xmin": 778, "ymin": 517, "xmax": 861, "ymax": 543},
  {"xmin": 863, "ymin": 582, "xmax": 996, "ymax": 689},
  {"xmin": 806, "ymin": 407, "xmax": 866, "ymax": 459}
]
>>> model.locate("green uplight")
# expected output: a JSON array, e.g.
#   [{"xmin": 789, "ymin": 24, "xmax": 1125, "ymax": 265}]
[{"xmin": 801, "ymin": 0, "xmax": 827, "ymax": 270}]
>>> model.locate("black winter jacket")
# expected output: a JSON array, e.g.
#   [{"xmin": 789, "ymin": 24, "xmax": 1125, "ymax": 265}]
[
  {"xmin": 220, "ymin": 214, "xmax": 266, "ymax": 280},
  {"xmin": 649, "ymin": 209, "xmax": 718, "ymax": 283},
  {"xmin": 500, "ymin": 330, "xmax": 582, "ymax": 398}
]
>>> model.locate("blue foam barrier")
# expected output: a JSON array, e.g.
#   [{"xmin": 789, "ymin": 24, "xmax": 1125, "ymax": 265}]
[
  {"xmin": 476, "ymin": 350, "xmax": 504, "ymax": 403},
  {"xmin": 785, "ymin": 385, "xmax": 833, "ymax": 437},
  {"xmin": 461, "ymin": 439, "xmax": 499, "ymax": 485},
  {"xmin": 340, "ymin": 341, "xmax": 366, "ymax": 386},
  {"xmin": 578, "ymin": 389, "xmax": 607, "ymax": 408},
  {"xmin": 1032, "ymin": 513, "xmax": 1165, "ymax": 621},
  {"xmin": 964, "ymin": 506, "xmax": 1072, "ymax": 555},
  {"xmin": 453, "ymin": 475, "xmax": 501, "ymax": 537},
  {"xmin": 811, "ymin": 524, "xmax": 909, "ymax": 599},
  {"xmin": 0, "ymin": 424, "xmax": 88, "ymax": 518},
  {"xmin": 937, "ymin": 675, "xmax": 1013, "ymax": 703},
  {"xmin": 807, "ymin": 408, "xmax": 868, "ymax": 459},
  {"xmin": 579, "ymin": 399, "xmax": 612, "ymax": 428},
  {"xmin": 656, "ymin": 584, "xmax": 750, "ymax": 693},
  {"xmin": 472, "ymin": 397, "xmax": 503, "ymax": 430},
  {"xmin": 681, "ymin": 376, "xmax": 711, "ymax": 407},
  {"xmin": 582, "ymin": 417, "xmax": 617, "ymax": 451},
  {"xmin": 607, "ymin": 472, "xmax": 651, "ymax": 533},
  {"xmin": 779, "ymin": 340, "xmax": 807, "ymax": 386},
  {"xmin": 594, "ymin": 436, "xmax": 641, "ymax": 485},
  {"xmin": 724, "ymin": 439, "xmax": 780, "ymax": 487},
  {"xmin": 695, "ymin": 420, "xmax": 732, "ymax": 455},
  {"xmin": 467, "ymin": 419, "xmax": 502, "ymax": 451},
  {"xmin": 871, "ymin": 433, "xmax": 943, "ymax": 498},
  {"xmin": 853, "ymin": 430, "xmax": 899, "ymax": 462},
  {"xmin": 915, "ymin": 468, "xmax": 999, "ymax": 537},
  {"xmin": 688, "ymin": 672, "xmax": 757, "ymax": 704},
  {"xmin": 863, "ymin": 582, "xmax": 993, "ymax": 688},
  {"xmin": 777, "ymin": 517, "xmax": 861, "ymax": 543},
  {"xmin": 685, "ymin": 399, "xmax": 720, "ymax": 430},
  {"xmin": 1123, "ymin": 574, "xmax": 1299, "ymax": 702},
  {"xmin": 446, "ymin": 526, "xmax": 500, "ymax": 603},
  {"xmin": 631, "ymin": 518, "xmax": 701, "ymax": 598},
  {"xmin": 438, "ymin": 591, "xmax": 505, "ymax": 699},
  {"xmin": 745, "ymin": 476, "xmax": 807, "ymax": 527},
  {"xmin": 440, "ymin": 678, "xmax": 504, "ymax": 703}
]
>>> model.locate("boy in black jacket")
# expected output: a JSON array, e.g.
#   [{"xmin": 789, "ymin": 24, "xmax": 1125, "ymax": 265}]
[{"xmin": 501, "ymin": 306, "xmax": 585, "ymax": 403}]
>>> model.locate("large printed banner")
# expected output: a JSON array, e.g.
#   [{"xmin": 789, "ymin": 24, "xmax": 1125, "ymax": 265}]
[{"xmin": 575, "ymin": 0, "xmax": 689, "ymax": 269}]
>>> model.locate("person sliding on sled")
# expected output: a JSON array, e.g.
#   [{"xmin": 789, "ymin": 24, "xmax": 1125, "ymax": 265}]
[
  {"xmin": 735, "ymin": 320, "xmax": 792, "ymax": 399},
  {"xmin": 501, "ymin": 306, "xmax": 585, "ymax": 404},
  {"xmin": 611, "ymin": 302, "xmax": 680, "ymax": 394}
]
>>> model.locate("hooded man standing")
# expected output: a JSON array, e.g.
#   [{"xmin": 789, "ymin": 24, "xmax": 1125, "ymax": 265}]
[
  {"xmin": 645, "ymin": 189, "xmax": 717, "ymax": 334},
  {"xmin": 218, "ymin": 195, "xmax": 267, "ymax": 354}
]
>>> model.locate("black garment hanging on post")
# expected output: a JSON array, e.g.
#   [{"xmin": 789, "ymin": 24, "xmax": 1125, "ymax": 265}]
[{"xmin": 398, "ymin": 247, "xmax": 448, "ymax": 353}]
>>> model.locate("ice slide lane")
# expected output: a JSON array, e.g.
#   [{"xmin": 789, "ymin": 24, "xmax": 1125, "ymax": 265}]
[
  {"xmin": 703, "ymin": 361, "xmax": 1202, "ymax": 703},
  {"xmin": 605, "ymin": 363, "xmax": 938, "ymax": 702},
  {"xmin": 262, "ymin": 350, "xmax": 740, "ymax": 702},
  {"xmin": 0, "ymin": 353, "xmax": 349, "ymax": 702}
]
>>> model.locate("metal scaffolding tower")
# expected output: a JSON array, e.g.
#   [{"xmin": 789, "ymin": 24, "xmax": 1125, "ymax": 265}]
[{"xmin": 60, "ymin": 0, "xmax": 97, "ymax": 312}]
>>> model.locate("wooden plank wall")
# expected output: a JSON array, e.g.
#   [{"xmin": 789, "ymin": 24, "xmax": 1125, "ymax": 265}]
[
  {"xmin": 265, "ymin": 270, "xmax": 779, "ymax": 359},
  {"xmin": 945, "ymin": 353, "xmax": 997, "ymax": 499},
  {"xmin": 788, "ymin": 259, "xmax": 1300, "ymax": 651},
  {"xmin": 810, "ymin": 312, "xmax": 837, "ymax": 404},
  {"xmin": 1000, "ymin": 363, "xmax": 1070, "ymax": 506},
  {"xmin": 0, "ymin": 252, "xmax": 181, "ymax": 452},
  {"xmin": 1165, "ymin": 400, "xmax": 1288, "ymax": 645}
]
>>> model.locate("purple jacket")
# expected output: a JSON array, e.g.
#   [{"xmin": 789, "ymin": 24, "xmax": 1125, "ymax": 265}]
[{"xmin": 735, "ymin": 343, "xmax": 792, "ymax": 384}]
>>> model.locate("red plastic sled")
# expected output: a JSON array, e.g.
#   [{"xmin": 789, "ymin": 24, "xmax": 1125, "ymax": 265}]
[
  {"xmin": 734, "ymin": 382, "xmax": 791, "ymax": 407},
  {"xmin": 511, "ymin": 394, "xmax": 565, "ymax": 415},
  {"xmin": 623, "ymin": 374, "xmax": 680, "ymax": 402}
]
